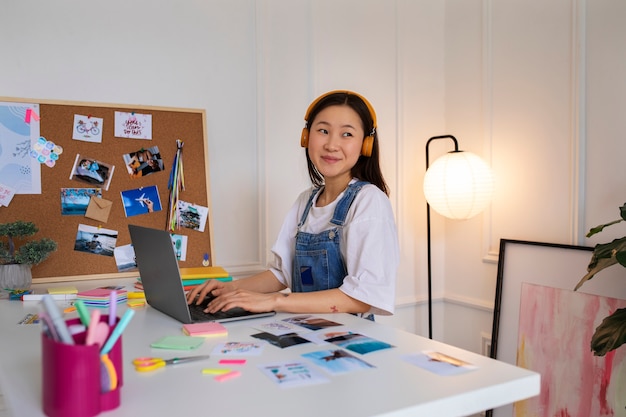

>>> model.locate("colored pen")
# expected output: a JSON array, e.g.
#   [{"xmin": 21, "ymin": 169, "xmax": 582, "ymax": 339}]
[
  {"xmin": 86, "ymin": 309, "xmax": 102, "ymax": 346},
  {"xmin": 23, "ymin": 293, "xmax": 77, "ymax": 301},
  {"xmin": 38, "ymin": 312, "xmax": 58, "ymax": 341},
  {"xmin": 100, "ymin": 308, "xmax": 135, "ymax": 355},
  {"xmin": 108, "ymin": 290, "xmax": 117, "ymax": 327},
  {"xmin": 74, "ymin": 299, "xmax": 91, "ymax": 327},
  {"xmin": 41, "ymin": 295, "xmax": 74, "ymax": 345}
]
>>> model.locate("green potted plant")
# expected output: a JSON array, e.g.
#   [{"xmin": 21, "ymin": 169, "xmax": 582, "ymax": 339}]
[
  {"xmin": 0, "ymin": 221, "xmax": 57, "ymax": 289},
  {"xmin": 574, "ymin": 202, "xmax": 626, "ymax": 356}
]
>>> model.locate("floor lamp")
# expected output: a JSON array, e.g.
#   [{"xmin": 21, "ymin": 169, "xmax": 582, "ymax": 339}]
[{"xmin": 423, "ymin": 135, "xmax": 494, "ymax": 339}]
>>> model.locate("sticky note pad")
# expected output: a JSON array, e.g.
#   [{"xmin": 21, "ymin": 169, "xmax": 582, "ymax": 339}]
[
  {"xmin": 151, "ymin": 336, "xmax": 204, "ymax": 350},
  {"xmin": 182, "ymin": 322, "xmax": 228, "ymax": 337},
  {"xmin": 48, "ymin": 286, "xmax": 78, "ymax": 294}
]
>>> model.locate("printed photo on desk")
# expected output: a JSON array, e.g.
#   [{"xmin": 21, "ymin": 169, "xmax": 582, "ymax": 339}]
[
  {"xmin": 302, "ymin": 349, "xmax": 375, "ymax": 374},
  {"xmin": 322, "ymin": 331, "xmax": 395, "ymax": 355},
  {"xmin": 402, "ymin": 351, "xmax": 477, "ymax": 376},
  {"xmin": 282, "ymin": 315, "xmax": 342, "ymax": 331},
  {"xmin": 212, "ymin": 341, "xmax": 265, "ymax": 356},
  {"xmin": 258, "ymin": 361, "xmax": 329, "ymax": 388},
  {"xmin": 251, "ymin": 331, "xmax": 311, "ymax": 349}
]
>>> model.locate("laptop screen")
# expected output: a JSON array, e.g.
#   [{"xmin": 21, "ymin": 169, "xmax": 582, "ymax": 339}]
[
  {"xmin": 128, "ymin": 224, "xmax": 194, "ymax": 323},
  {"xmin": 128, "ymin": 224, "xmax": 275, "ymax": 324}
]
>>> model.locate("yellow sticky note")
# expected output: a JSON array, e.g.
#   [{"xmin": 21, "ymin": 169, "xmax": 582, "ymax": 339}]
[
  {"xmin": 48, "ymin": 286, "xmax": 78, "ymax": 294},
  {"xmin": 127, "ymin": 299, "xmax": 146, "ymax": 308},
  {"xmin": 202, "ymin": 368, "xmax": 231, "ymax": 375}
]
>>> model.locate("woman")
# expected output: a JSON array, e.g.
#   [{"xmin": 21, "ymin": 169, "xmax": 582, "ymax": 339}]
[{"xmin": 187, "ymin": 91, "xmax": 399, "ymax": 317}]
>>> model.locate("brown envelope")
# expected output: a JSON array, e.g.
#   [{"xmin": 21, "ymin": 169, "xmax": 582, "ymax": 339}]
[{"xmin": 85, "ymin": 196, "xmax": 113, "ymax": 223}]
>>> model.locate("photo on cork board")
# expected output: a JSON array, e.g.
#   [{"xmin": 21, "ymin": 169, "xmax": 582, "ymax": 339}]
[
  {"xmin": 73, "ymin": 223, "xmax": 118, "ymax": 257},
  {"xmin": 60, "ymin": 188, "xmax": 102, "ymax": 215},
  {"xmin": 122, "ymin": 145, "xmax": 164, "ymax": 179},
  {"xmin": 69, "ymin": 154, "xmax": 115, "ymax": 191},
  {"xmin": 121, "ymin": 185, "xmax": 162, "ymax": 217}
]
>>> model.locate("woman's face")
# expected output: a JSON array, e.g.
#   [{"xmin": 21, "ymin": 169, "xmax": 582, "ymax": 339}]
[{"xmin": 307, "ymin": 105, "xmax": 364, "ymax": 183}]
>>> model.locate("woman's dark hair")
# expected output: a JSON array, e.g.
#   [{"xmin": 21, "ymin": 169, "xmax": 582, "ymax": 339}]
[{"xmin": 304, "ymin": 91, "xmax": 389, "ymax": 196}]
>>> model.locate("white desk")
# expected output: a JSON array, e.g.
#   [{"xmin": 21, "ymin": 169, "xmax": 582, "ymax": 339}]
[{"xmin": 0, "ymin": 282, "xmax": 539, "ymax": 417}]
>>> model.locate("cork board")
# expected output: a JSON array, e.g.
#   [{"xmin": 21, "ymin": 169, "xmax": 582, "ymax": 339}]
[{"xmin": 0, "ymin": 97, "xmax": 213, "ymax": 283}]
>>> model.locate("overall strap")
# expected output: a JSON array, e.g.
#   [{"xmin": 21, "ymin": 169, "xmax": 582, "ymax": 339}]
[
  {"xmin": 330, "ymin": 180, "xmax": 369, "ymax": 226},
  {"xmin": 297, "ymin": 187, "xmax": 321, "ymax": 228}
]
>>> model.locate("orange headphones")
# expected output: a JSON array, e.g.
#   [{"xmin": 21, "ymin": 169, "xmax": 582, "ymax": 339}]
[{"xmin": 300, "ymin": 90, "xmax": 377, "ymax": 157}]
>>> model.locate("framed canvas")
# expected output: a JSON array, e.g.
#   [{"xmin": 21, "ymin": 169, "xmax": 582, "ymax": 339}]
[
  {"xmin": 515, "ymin": 282, "xmax": 626, "ymax": 416},
  {"xmin": 488, "ymin": 239, "xmax": 626, "ymax": 417}
]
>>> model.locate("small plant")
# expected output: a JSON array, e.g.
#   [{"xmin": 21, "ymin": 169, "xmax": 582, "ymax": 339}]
[
  {"xmin": 574, "ymin": 202, "xmax": 626, "ymax": 356},
  {"xmin": 0, "ymin": 221, "xmax": 57, "ymax": 266}
]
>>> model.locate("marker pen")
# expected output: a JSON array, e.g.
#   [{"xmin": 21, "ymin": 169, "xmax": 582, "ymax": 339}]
[
  {"xmin": 101, "ymin": 308, "xmax": 135, "ymax": 355},
  {"xmin": 41, "ymin": 295, "xmax": 74, "ymax": 345}
]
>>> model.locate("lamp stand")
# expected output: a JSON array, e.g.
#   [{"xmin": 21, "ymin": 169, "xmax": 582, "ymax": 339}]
[{"xmin": 425, "ymin": 135, "xmax": 458, "ymax": 339}]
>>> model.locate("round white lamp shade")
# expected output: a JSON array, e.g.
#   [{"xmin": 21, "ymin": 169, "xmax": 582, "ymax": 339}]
[{"xmin": 423, "ymin": 151, "xmax": 494, "ymax": 220}]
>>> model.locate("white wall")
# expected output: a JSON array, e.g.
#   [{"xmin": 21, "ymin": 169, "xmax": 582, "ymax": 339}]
[
  {"xmin": 442, "ymin": 0, "xmax": 626, "ymax": 353},
  {"xmin": 2, "ymin": 0, "xmax": 623, "ymax": 352}
]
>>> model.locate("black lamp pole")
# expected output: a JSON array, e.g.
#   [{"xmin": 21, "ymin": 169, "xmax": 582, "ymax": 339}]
[{"xmin": 425, "ymin": 135, "xmax": 459, "ymax": 339}]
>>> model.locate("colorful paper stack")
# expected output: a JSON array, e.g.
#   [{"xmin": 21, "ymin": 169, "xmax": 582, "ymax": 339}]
[
  {"xmin": 180, "ymin": 266, "xmax": 233, "ymax": 290},
  {"xmin": 76, "ymin": 288, "xmax": 128, "ymax": 308},
  {"xmin": 134, "ymin": 266, "xmax": 233, "ymax": 291}
]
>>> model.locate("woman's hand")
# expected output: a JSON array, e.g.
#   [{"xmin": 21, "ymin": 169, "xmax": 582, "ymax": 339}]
[
  {"xmin": 202, "ymin": 289, "xmax": 280, "ymax": 314},
  {"xmin": 186, "ymin": 279, "xmax": 235, "ymax": 305}
]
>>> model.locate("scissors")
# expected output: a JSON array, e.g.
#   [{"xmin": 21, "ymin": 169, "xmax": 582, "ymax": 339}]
[{"xmin": 132, "ymin": 355, "xmax": 211, "ymax": 372}]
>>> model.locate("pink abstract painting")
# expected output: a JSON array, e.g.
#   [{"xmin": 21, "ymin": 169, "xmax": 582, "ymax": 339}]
[{"xmin": 516, "ymin": 283, "xmax": 626, "ymax": 417}]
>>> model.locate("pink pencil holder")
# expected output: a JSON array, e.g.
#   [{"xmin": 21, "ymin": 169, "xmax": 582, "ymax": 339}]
[{"xmin": 42, "ymin": 316, "xmax": 123, "ymax": 417}]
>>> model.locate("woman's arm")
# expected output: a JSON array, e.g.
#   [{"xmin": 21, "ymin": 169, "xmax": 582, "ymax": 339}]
[
  {"xmin": 186, "ymin": 270, "xmax": 286, "ymax": 304},
  {"xmin": 204, "ymin": 286, "xmax": 370, "ymax": 315},
  {"xmin": 274, "ymin": 288, "xmax": 370, "ymax": 314}
]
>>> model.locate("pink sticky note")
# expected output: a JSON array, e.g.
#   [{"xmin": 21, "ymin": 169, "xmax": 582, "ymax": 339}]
[
  {"xmin": 218, "ymin": 359, "xmax": 246, "ymax": 365},
  {"xmin": 25, "ymin": 108, "xmax": 31, "ymax": 123},
  {"xmin": 214, "ymin": 370, "xmax": 241, "ymax": 382}
]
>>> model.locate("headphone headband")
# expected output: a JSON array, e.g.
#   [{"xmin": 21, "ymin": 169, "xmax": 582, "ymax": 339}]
[
  {"xmin": 301, "ymin": 90, "xmax": 377, "ymax": 157},
  {"xmin": 303, "ymin": 90, "xmax": 377, "ymax": 130}
]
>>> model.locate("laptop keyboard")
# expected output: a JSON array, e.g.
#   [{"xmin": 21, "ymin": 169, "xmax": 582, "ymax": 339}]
[{"xmin": 188, "ymin": 302, "xmax": 256, "ymax": 321}]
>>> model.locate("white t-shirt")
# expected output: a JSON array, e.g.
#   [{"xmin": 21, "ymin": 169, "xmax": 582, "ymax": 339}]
[{"xmin": 268, "ymin": 180, "xmax": 399, "ymax": 316}]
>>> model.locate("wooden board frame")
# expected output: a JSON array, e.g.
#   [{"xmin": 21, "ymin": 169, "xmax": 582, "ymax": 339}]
[{"xmin": 0, "ymin": 97, "xmax": 213, "ymax": 283}]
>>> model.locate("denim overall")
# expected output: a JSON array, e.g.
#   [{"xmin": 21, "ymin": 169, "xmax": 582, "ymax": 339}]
[{"xmin": 292, "ymin": 181, "xmax": 374, "ymax": 320}]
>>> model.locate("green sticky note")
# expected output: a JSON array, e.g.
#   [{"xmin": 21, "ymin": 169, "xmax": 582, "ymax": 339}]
[{"xmin": 151, "ymin": 336, "xmax": 205, "ymax": 350}]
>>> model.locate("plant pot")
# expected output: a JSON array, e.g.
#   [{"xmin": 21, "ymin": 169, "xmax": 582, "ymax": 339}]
[{"xmin": 0, "ymin": 264, "xmax": 33, "ymax": 290}]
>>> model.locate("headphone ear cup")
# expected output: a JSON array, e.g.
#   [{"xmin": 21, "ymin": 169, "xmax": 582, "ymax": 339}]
[
  {"xmin": 301, "ymin": 128, "xmax": 309, "ymax": 148},
  {"xmin": 361, "ymin": 135, "xmax": 374, "ymax": 157}
]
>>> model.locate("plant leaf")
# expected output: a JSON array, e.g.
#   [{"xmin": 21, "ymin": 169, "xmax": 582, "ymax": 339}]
[
  {"xmin": 586, "ymin": 219, "xmax": 623, "ymax": 238},
  {"xmin": 620, "ymin": 202, "xmax": 626, "ymax": 221},
  {"xmin": 590, "ymin": 308, "xmax": 626, "ymax": 356},
  {"xmin": 573, "ymin": 237, "xmax": 626, "ymax": 291}
]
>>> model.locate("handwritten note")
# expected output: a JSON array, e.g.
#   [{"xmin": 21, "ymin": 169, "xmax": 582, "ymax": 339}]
[
  {"xmin": 0, "ymin": 183, "xmax": 16, "ymax": 206},
  {"xmin": 114, "ymin": 111, "xmax": 152, "ymax": 139}
]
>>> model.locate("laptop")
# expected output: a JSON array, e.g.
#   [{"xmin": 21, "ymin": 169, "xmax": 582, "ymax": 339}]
[{"xmin": 128, "ymin": 224, "xmax": 276, "ymax": 324}]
